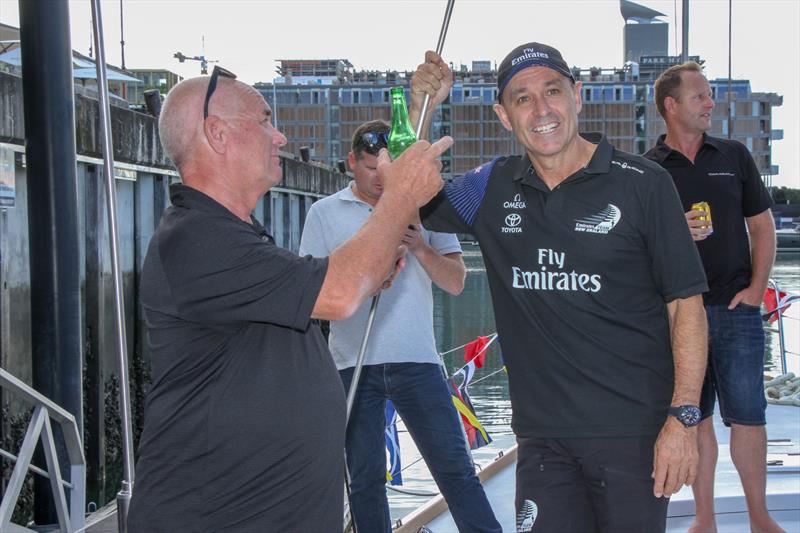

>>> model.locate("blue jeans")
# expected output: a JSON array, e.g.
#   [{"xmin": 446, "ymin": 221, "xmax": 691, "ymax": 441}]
[
  {"xmin": 701, "ymin": 304, "xmax": 768, "ymax": 426},
  {"xmin": 340, "ymin": 363, "xmax": 501, "ymax": 533}
]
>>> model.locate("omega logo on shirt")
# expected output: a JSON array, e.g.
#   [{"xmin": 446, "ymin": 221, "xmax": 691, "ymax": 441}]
[{"xmin": 503, "ymin": 193, "xmax": 526, "ymax": 209}]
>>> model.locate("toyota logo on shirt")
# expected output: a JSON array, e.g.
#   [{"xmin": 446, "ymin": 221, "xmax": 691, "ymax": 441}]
[{"xmin": 502, "ymin": 213, "xmax": 523, "ymax": 233}]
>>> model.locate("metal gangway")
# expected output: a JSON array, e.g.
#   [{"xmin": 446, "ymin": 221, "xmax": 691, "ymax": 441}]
[{"xmin": 0, "ymin": 367, "xmax": 86, "ymax": 533}]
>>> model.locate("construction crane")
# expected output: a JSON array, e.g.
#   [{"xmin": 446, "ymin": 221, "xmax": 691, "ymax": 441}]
[{"xmin": 173, "ymin": 36, "xmax": 217, "ymax": 74}]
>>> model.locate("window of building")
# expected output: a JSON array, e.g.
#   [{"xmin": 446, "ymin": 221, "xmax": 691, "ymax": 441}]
[
  {"xmin": 584, "ymin": 87, "xmax": 591, "ymax": 101},
  {"xmin": 623, "ymin": 87, "xmax": 633, "ymax": 101},
  {"xmin": 451, "ymin": 85, "xmax": 463, "ymax": 103},
  {"xmin": 354, "ymin": 91, "xmax": 360, "ymax": 104}
]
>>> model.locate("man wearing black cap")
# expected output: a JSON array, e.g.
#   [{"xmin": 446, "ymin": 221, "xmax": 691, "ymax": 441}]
[{"xmin": 411, "ymin": 43, "xmax": 709, "ymax": 532}]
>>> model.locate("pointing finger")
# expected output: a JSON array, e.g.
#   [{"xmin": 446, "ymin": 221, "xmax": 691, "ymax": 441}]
[{"xmin": 377, "ymin": 147, "xmax": 392, "ymax": 166}]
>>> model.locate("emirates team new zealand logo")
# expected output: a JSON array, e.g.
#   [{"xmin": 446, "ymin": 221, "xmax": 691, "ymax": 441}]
[
  {"xmin": 516, "ymin": 499, "xmax": 538, "ymax": 532},
  {"xmin": 574, "ymin": 204, "xmax": 621, "ymax": 235}
]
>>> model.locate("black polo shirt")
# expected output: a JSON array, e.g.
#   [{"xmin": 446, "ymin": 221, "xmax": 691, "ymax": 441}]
[
  {"xmin": 129, "ymin": 184, "xmax": 345, "ymax": 532},
  {"xmin": 645, "ymin": 134, "xmax": 774, "ymax": 305},
  {"xmin": 421, "ymin": 134, "xmax": 707, "ymax": 438}
]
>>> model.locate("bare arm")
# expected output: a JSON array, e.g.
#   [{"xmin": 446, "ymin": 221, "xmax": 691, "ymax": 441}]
[
  {"xmin": 652, "ymin": 294, "xmax": 707, "ymax": 498},
  {"xmin": 401, "ymin": 225, "xmax": 465, "ymax": 295},
  {"xmin": 312, "ymin": 138, "xmax": 453, "ymax": 320},
  {"xmin": 728, "ymin": 209, "xmax": 776, "ymax": 309},
  {"xmin": 666, "ymin": 295, "xmax": 707, "ymax": 406},
  {"xmin": 409, "ymin": 51, "xmax": 453, "ymax": 141}
]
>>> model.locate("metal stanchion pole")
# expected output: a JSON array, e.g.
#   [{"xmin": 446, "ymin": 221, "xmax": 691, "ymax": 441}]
[
  {"xmin": 342, "ymin": 2, "xmax": 456, "ymax": 532},
  {"xmin": 89, "ymin": 1, "xmax": 135, "ymax": 531},
  {"xmin": 345, "ymin": 0, "xmax": 456, "ymax": 425},
  {"xmin": 415, "ymin": 0, "xmax": 455, "ymax": 140}
]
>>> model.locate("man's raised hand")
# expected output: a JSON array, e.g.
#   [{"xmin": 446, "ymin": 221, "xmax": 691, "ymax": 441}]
[{"xmin": 376, "ymin": 136, "xmax": 454, "ymax": 209}]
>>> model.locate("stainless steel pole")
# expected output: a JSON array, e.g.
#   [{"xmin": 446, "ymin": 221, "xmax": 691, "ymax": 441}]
[
  {"xmin": 415, "ymin": 0, "xmax": 455, "ymax": 139},
  {"xmin": 345, "ymin": 0, "xmax": 456, "ymax": 423},
  {"xmin": 342, "ymin": 3, "xmax": 457, "ymax": 530},
  {"xmin": 89, "ymin": 1, "xmax": 135, "ymax": 531},
  {"xmin": 345, "ymin": 294, "xmax": 380, "ymax": 421}
]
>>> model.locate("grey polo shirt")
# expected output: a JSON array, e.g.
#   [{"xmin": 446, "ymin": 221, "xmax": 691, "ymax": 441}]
[{"xmin": 300, "ymin": 183, "xmax": 462, "ymax": 369}]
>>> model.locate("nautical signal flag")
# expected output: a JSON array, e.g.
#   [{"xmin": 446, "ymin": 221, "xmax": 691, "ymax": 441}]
[
  {"xmin": 464, "ymin": 335, "xmax": 490, "ymax": 368},
  {"xmin": 385, "ymin": 401, "xmax": 402, "ymax": 485},
  {"xmin": 763, "ymin": 287, "xmax": 791, "ymax": 323},
  {"xmin": 448, "ymin": 370, "xmax": 492, "ymax": 450}
]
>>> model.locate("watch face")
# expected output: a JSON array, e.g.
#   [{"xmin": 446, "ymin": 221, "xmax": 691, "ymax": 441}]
[{"xmin": 678, "ymin": 406, "xmax": 701, "ymax": 427}]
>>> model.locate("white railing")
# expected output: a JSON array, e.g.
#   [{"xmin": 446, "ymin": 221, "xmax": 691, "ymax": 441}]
[
  {"xmin": 764, "ymin": 279, "xmax": 800, "ymax": 376},
  {"xmin": 0, "ymin": 367, "xmax": 85, "ymax": 533}
]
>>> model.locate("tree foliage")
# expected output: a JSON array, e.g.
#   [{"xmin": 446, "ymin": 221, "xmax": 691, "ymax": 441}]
[{"xmin": 771, "ymin": 187, "xmax": 800, "ymax": 205}]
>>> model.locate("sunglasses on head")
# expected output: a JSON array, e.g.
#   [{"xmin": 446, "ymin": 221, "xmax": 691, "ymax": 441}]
[
  {"xmin": 359, "ymin": 132, "xmax": 389, "ymax": 154},
  {"xmin": 204, "ymin": 66, "xmax": 237, "ymax": 119}
]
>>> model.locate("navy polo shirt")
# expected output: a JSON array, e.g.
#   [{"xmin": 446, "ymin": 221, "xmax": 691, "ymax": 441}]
[
  {"xmin": 130, "ymin": 184, "xmax": 345, "ymax": 532},
  {"xmin": 645, "ymin": 134, "xmax": 774, "ymax": 305},
  {"xmin": 422, "ymin": 134, "xmax": 707, "ymax": 438}
]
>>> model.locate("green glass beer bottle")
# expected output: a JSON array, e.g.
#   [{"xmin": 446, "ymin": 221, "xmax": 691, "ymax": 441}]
[{"xmin": 388, "ymin": 87, "xmax": 417, "ymax": 159}]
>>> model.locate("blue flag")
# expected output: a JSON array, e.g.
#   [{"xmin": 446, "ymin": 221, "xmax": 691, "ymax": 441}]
[{"xmin": 385, "ymin": 400, "xmax": 402, "ymax": 485}]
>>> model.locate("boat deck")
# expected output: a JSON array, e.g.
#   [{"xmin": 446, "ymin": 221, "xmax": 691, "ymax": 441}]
[{"xmin": 400, "ymin": 403, "xmax": 800, "ymax": 533}]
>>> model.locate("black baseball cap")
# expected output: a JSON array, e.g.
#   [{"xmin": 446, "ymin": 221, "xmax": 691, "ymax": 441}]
[{"xmin": 497, "ymin": 42, "xmax": 575, "ymax": 102}]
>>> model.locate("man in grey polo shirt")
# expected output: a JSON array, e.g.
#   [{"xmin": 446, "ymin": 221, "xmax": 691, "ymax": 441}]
[{"xmin": 300, "ymin": 120, "xmax": 500, "ymax": 533}]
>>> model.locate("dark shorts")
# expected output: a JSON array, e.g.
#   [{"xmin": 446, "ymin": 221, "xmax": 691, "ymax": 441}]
[
  {"xmin": 700, "ymin": 304, "xmax": 767, "ymax": 427},
  {"xmin": 515, "ymin": 435, "xmax": 668, "ymax": 533}
]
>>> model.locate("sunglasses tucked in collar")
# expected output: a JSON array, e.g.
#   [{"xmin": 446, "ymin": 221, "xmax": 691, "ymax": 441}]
[
  {"xmin": 356, "ymin": 132, "xmax": 389, "ymax": 155},
  {"xmin": 204, "ymin": 66, "xmax": 237, "ymax": 119}
]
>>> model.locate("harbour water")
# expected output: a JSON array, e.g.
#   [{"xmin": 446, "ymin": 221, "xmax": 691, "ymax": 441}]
[{"xmin": 388, "ymin": 246, "xmax": 800, "ymax": 523}]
